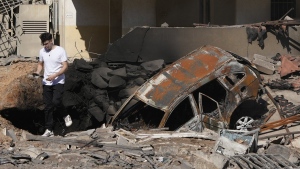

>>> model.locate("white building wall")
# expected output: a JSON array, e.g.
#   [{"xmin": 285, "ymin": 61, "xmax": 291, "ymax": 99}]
[{"xmin": 60, "ymin": 0, "xmax": 109, "ymax": 59}]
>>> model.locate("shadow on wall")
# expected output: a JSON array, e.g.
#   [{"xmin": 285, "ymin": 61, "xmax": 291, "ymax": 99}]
[
  {"xmin": 104, "ymin": 26, "xmax": 300, "ymax": 63},
  {"xmin": 71, "ymin": 0, "xmax": 109, "ymax": 58},
  {"xmin": 269, "ymin": 27, "xmax": 300, "ymax": 53},
  {"xmin": 155, "ymin": 0, "xmax": 201, "ymax": 27}
]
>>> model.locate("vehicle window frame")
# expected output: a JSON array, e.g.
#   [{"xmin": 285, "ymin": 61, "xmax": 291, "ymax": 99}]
[
  {"xmin": 163, "ymin": 94, "xmax": 199, "ymax": 130},
  {"xmin": 198, "ymin": 92, "xmax": 223, "ymax": 120},
  {"xmin": 220, "ymin": 73, "xmax": 246, "ymax": 90}
]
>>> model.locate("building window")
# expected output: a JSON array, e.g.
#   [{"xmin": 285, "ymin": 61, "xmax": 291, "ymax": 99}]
[{"xmin": 271, "ymin": 0, "xmax": 296, "ymax": 20}]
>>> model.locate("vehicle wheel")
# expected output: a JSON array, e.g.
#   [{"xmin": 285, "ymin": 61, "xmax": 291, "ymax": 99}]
[{"xmin": 235, "ymin": 116, "xmax": 254, "ymax": 131}]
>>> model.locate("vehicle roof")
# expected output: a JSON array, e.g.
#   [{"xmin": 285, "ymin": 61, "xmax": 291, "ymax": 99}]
[{"xmin": 135, "ymin": 45, "xmax": 235, "ymax": 111}]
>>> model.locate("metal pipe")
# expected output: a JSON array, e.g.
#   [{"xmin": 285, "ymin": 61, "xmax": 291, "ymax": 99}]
[
  {"xmin": 279, "ymin": 8, "xmax": 294, "ymax": 21},
  {"xmin": 259, "ymin": 130, "xmax": 300, "ymax": 140},
  {"xmin": 54, "ymin": 0, "xmax": 59, "ymax": 34}
]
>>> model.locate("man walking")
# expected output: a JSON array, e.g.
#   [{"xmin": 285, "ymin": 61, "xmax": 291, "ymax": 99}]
[{"xmin": 35, "ymin": 32, "xmax": 72, "ymax": 137}]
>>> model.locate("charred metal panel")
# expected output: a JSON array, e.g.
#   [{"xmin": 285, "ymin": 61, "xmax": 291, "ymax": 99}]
[{"xmin": 136, "ymin": 46, "xmax": 233, "ymax": 111}]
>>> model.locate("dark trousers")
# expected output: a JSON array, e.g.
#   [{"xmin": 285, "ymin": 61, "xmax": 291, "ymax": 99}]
[{"xmin": 43, "ymin": 84, "xmax": 68, "ymax": 130}]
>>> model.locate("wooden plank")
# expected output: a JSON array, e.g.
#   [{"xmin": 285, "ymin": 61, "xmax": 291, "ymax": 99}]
[
  {"xmin": 22, "ymin": 131, "xmax": 147, "ymax": 152},
  {"xmin": 22, "ymin": 131, "xmax": 93, "ymax": 147},
  {"xmin": 136, "ymin": 131, "xmax": 217, "ymax": 140}
]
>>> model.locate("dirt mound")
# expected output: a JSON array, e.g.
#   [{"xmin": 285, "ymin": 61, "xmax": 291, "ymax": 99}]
[
  {"xmin": 0, "ymin": 62, "xmax": 43, "ymax": 139},
  {"xmin": 0, "ymin": 62, "xmax": 43, "ymax": 110}
]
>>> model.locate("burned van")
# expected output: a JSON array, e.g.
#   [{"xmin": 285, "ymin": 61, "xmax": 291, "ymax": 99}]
[{"xmin": 111, "ymin": 45, "xmax": 261, "ymax": 132}]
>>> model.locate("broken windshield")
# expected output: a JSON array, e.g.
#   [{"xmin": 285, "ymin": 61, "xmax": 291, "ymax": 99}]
[{"xmin": 113, "ymin": 97, "xmax": 165, "ymax": 130}]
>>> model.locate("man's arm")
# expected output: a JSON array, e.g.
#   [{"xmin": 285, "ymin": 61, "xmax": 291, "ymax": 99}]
[
  {"xmin": 35, "ymin": 61, "xmax": 44, "ymax": 75},
  {"xmin": 46, "ymin": 61, "xmax": 68, "ymax": 81}
]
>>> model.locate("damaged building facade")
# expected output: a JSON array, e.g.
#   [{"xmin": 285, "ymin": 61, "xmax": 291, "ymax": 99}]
[{"xmin": 1, "ymin": 0, "xmax": 300, "ymax": 60}]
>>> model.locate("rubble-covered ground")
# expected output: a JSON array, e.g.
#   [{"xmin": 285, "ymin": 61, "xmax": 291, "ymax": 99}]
[{"xmin": 1, "ymin": 60, "xmax": 300, "ymax": 168}]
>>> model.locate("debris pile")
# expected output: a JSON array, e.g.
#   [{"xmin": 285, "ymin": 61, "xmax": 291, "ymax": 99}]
[
  {"xmin": 0, "ymin": 125, "xmax": 299, "ymax": 169},
  {"xmin": 0, "ymin": 127, "xmax": 220, "ymax": 168},
  {"xmin": 252, "ymin": 52, "xmax": 300, "ymax": 94},
  {"xmin": 2, "ymin": 45, "xmax": 300, "ymax": 168},
  {"xmin": 63, "ymin": 58, "xmax": 165, "ymax": 129}
]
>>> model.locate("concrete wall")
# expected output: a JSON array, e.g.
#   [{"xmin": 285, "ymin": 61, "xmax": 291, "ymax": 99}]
[
  {"xmin": 235, "ymin": 0, "xmax": 270, "ymax": 24},
  {"xmin": 62, "ymin": 0, "xmax": 109, "ymax": 59},
  {"xmin": 105, "ymin": 26, "xmax": 300, "ymax": 63},
  {"xmin": 122, "ymin": 0, "xmax": 156, "ymax": 35},
  {"xmin": 156, "ymin": 0, "xmax": 200, "ymax": 27}
]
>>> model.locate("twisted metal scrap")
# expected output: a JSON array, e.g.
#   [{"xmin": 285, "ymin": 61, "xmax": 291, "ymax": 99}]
[{"xmin": 274, "ymin": 95, "xmax": 300, "ymax": 117}]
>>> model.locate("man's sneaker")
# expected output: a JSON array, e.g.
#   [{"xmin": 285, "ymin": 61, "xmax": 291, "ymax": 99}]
[
  {"xmin": 42, "ymin": 129, "xmax": 54, "ymax": 137},
  {"xmin": 64, "ymin": 115, "xmax": 72, "ymax": 127}
]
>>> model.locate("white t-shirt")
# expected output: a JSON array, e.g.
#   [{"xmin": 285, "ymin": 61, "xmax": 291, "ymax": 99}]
[{"xmin": 39, "ymin": 46, "xmax": 68, "ymax": 86}]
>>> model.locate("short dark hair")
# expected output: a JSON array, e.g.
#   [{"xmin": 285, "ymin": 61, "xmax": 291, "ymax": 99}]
[{"xmin": 39, "ymin": 32, "xmax": 52, "ymax": 43}]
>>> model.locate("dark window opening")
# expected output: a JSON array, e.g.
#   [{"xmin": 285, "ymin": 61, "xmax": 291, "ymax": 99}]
[
  {"xmin": 225, "ymin": 73, "xmax": 245, "ymax": 87},
  {"xmin": 192, "ymin": 79, "xmax": 226, "ymax": 118},
  {"xmin": 271, "ymin": 0, "xmax": 296, "ymax": 21},
  {"xmin": 193, "ymin": 79, "xmax": 226, "ymax": 105},
  {"xmin": 114, "ymin": 98, "xmax": 164, "ymax": 130},
  {"xmin": 225, "ymin": 76, "xmax": 235, "ymax": 86},
  {"xmin": 241, "ymin": 86, "xmax": 246, "ymax": 93},
  {"xmin": 165, "ymin": 97, "xmax": 195, "ymax": 131}
]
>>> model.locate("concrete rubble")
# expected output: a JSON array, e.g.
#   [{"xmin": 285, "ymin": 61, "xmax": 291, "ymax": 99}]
[
  {"xmin": 1, "ymin": 45, "xmax": 300, "ymax": 168},
  {"xmin": 0, "ymin": 127, "xmax": 220, "ymax": 168},
  {"xmin": 0, "ymin": 124, "xmax": 298, "ymax": 168}
]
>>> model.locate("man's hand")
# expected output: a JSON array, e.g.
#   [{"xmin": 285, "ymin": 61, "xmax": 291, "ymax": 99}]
[{"xmin": 46, "ymin": 74, "xmax": 57, "ymax": 81}]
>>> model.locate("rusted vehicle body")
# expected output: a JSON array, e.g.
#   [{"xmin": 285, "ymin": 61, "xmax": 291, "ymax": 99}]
[{"xmin": 111, "ymin": 45, "xmax": 261, "ymax": 132}]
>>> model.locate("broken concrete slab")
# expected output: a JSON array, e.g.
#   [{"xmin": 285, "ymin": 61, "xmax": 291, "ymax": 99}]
[
  {"xmin": 291, "ymin": 137, "xmax": 300, "ymax": 149},
  {"xmin": 74, "ymin": 58, "xmax": 93, "ymax": 72},
  {"xmin": 252, "ymin": 58, "xmax": 275, "ymax": 75},
  {"xmin": 108, "ymin": 75, "xmax": 126, "ymax": 88},
  {"xmin": 126, "ymin": 64, "xmax": 141, "ymax": 72},
  {"xmin": 266, "ymin": 144, "xmax": 292, "ymax": 160},
  {"xmin": 108, "ymin": 67, "xmax": 127, "ymax": 77},
  {"xmin": 253, "ymin": 54, "xmax": 275, "ymax": 63},
  {"xmin": 88, "ymin": 104, "xmax": 105, "ymax": 122},
  {"xmin": 93, "ymin": 67, "xmax": 113, "ymax": 81},
  {"xmin": 7, "ymin": 129, "xmax": 18, "ymax": 143},
  {"xmin": 133, "ymin": 77, "xmax": 145, "ymax": 85},
  {"xmin": 19, "ymin": 147, "xmax": 41, "ymax": 159},
  {"xmin": 141, "ymin": 59, "xmax": 165, "ymax": 72},
  {"xmin": 91, "ymin": 72, "xmax": 108, "ymax": 89},
  {"xmin": 191, "ymin": 151, "xmax": 227, "ymax": 169},
  {"xmin": 117, "ymin": 135, "xmax": 131, "ymax": 146}
]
